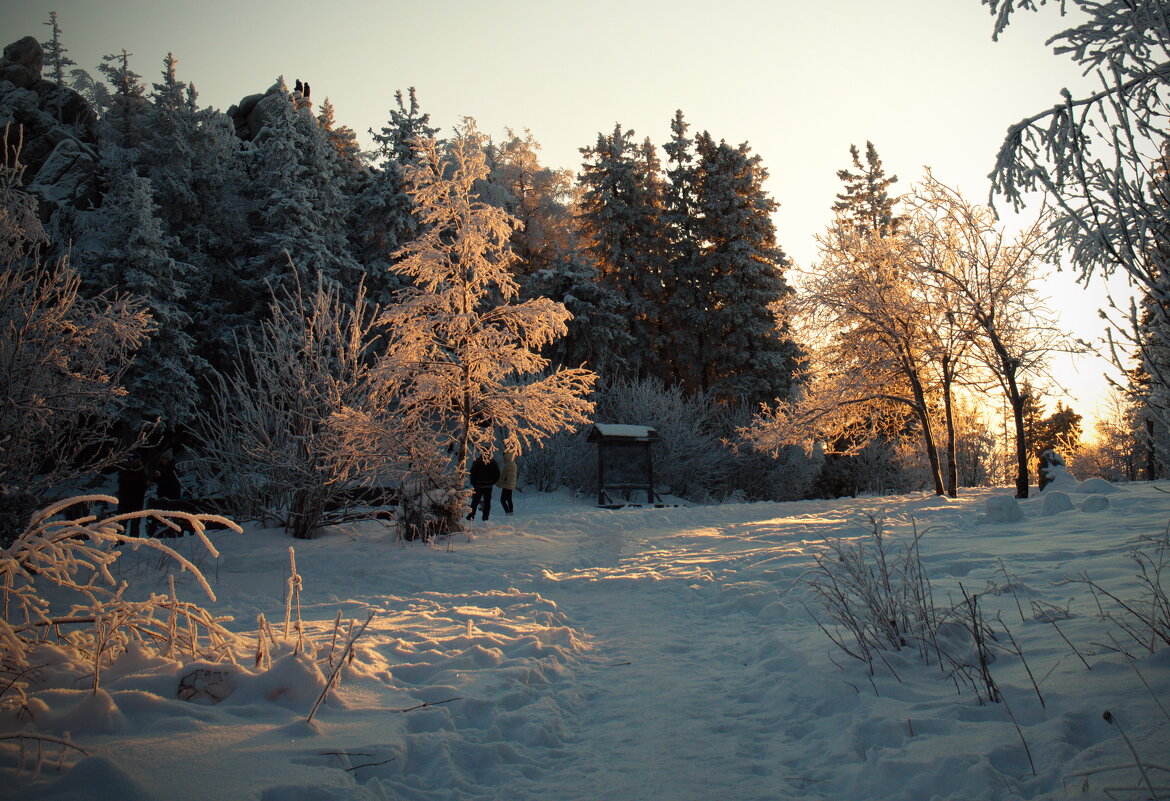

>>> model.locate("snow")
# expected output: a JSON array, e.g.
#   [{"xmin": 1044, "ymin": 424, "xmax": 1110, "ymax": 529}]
[
  {"xmin": 4, "ymin": 484, "xmax": 1170, "ymax": 800},
  {"xmin": 589, "ymin": 423, "xmax": 660, "ymax": 441}
]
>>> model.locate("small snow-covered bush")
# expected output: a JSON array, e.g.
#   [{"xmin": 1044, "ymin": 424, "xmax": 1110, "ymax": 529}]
[
  {"xmin": 392, "ymin": 449, "xmax": 469, "ymax": 542},
  {"xmin": 1, "ymin": 496, "xmax": 243, "ymax": 709},
  {"xmin": 195, "ymin": 274, "xmax": 397, "ymax": 538}
]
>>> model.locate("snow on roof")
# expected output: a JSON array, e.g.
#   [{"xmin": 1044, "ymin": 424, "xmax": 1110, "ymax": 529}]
[{"xmin": 589, "ymin": 423, "xmax": 660, "ymax": 441}]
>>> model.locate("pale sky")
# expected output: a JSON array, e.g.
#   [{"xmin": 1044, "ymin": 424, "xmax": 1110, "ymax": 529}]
[{"xmin": 5, "ymin": 0, "xmax": 1126, "ymax": 427}]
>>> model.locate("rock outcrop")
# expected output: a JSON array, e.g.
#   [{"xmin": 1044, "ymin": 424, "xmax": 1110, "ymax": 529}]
[
  {"xmin": 1, "ymin": 36, "xmax": 42, "ymax": 88},
  {"xmin": 0, "ymin": 35, "xmax": 100, "ymax": 218},
  {"xmin": 226, "ymin": 82, "xmax": 313, "ymax": 142}
]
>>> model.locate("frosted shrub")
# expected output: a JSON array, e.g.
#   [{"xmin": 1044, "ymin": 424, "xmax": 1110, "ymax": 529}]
[
  {"xmin": 1, "ymin": 496, "xmax": 243, "ymax": 709},
  {"xmin": 523, "ymin": 378, "xmax": 821, "ymax": 502},
  {"xmin": 521, "ymin": 377, "xmax": 728, "ymax": 500},
  {"xmin": 195, "ymin": 274, "xmax": 398, "ymax": 538},
  {"xmin": 522, "ymin": 427, "xmax": 594, "ymax": 495},
  {"xmin": 393, "ymin": 450, "xmax": 469, "ymax": 542},
  {"xmin": 719, "ymin": 404, "xmax": 819, "ymax": 501},
  {"xmin": 0, "ymin": 260, "xmax": 153, "ymax": 544}
]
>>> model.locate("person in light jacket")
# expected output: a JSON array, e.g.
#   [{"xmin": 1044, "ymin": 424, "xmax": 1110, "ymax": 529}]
[
  {"xmin": 497, "ymin": 453, "xmax": 518, "ymax": 515},
  {"xmin": 468, "ymin": 453, "xmax": 501, "ymax": 521}
]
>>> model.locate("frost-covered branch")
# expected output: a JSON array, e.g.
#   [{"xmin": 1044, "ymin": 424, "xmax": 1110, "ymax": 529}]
[{"xmin": 1, "ymin": 496, "xmax": 242, "ymax": 704}]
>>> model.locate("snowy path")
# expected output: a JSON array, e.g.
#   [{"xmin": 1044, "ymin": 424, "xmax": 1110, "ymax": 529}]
[
  {"xmin": 512, "ymin": 506, "xmax": 826, "ymax": 801},
  {"xmin": 532, "ymin": 581, "xmax": 775, "ymax": 800}
]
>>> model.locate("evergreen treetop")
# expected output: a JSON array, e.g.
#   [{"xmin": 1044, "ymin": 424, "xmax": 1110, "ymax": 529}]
[{"xmin": 833, "ymin": 141, "xmax": 902, "ymax": 237}]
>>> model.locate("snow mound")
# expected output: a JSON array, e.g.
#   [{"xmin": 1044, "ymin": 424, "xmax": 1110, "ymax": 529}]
[
  {"xmin": 1041, "ymin": 491, "xmax": 1074, "ymax": 516},
  {"xmin": 984, "ymin": 495, "xmax": 1022, "ymax": 522},
  {"xmin": 1081, "ymin": 494, "xmax": 1110, "ymax": 513},
  {"xmin": 1076, "ymin": 477, "xmax": 1120, "ymax": 494},
  {"xmin": 1040, "ymin": 463, "xmax": 1079, "ymax": 492},
  {"xmin": 26, "ymin": 756, "xmax": 154, "ymax": 801}
]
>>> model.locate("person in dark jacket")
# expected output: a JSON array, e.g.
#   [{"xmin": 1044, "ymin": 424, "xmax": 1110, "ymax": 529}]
[
  {"xmin": 117, "ymin": 451, "xmax": 150, "ymax": 537},
  {"xmin": 467, "ymin": 453, "xmax": 501, "ymax": 521},
  {"xmin": 155, "ymin": 452, "xmax": 182, "ymax": 501}
]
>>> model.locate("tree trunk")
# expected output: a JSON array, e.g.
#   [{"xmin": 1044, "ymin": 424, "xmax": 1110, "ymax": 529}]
[
  {"xmin": 1004, "ymin": 372, "xmax": 1030, "ymax": 498},
  {"xmin": 991, "ymin": 337, "xmax": 1030, "ymax": 498},
  {"xmin": 1146, "ymin": 417, "xmax": 1158, "ymax": 481},
  {"xmin": 941, "ymin": 369, "xmax": 958, "ymax": 497},
  {"xmin": 909, "ymin": 375, "xmax": 946, "ymax": 496}
]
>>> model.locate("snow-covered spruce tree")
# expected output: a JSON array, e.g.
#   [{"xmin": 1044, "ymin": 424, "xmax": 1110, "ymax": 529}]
[
  {"xmin": 138, "ymin": 53, "xmax": 249, "ymax": 377},
  {"xmin": 195, "ymin": 273, "xmax": 390, "ymax": 539},
  {"xmin": 355, "ymin": 87, "xmax": 439, "ymax": 305},
  {"xmin": 692, "ymin": 131, "xmax": 802, "ymax": 407},
  {"xmin": 526, "ymin": 247, "xmax": 631, "ymax": 375},
  {"xmin": 39, "ymin": 11, "xmax": 76, "ymax": 122},
  {"xmin": 243, "ymin": 79, "xmax": 361, "ymax": 315},
  {"xmin": 77, "ymin": 150, "xmax": 200, "ymax": 428},
  {"xmin": 833, "ymin": 141, "xmax": 904, "ymax": 237},
  {"xmin": 984, "ymin": 0, "xmax": 1170, "ymax": 451},
  {"xmin": 68, "ymin": 65, "xmax": 111, "ymax": 120},
  {"xmin": 375, "ymin": 127, "xmax": 597, "ymax": 488},
  {"xmin": 577, "ymin": 124, "xmax": 669, "ymax": 381},
  {"xmin": 96, "ymin": 49, "xmax": 147, "ymax": 150},
  {"xmin": 904, "ymin": 173, "xmax": 1068, "ymax": 497},
  {"xmin": 659, "ymin": 110, "xmax": 705, "ymax": 391}
]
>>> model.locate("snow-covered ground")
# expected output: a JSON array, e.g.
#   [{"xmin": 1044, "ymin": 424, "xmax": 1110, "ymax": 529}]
[{"xmin": 4, "ymin": 482, "xmax": 1170, "ymax": 800}]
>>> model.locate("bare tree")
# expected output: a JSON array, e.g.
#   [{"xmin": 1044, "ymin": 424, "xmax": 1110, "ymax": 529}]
[
  {"xmin": 905, "ymin": 173, "xmax": 1068, "ymax": 497},
  {"xmin": 768, "ymin": 222, "xmax": 952, "ymax": 495}
]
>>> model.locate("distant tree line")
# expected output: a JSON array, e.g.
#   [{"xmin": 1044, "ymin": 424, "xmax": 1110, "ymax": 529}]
[{"xmin": 2, "ymin": 8, "xmax": 1160, "ymax": 539}]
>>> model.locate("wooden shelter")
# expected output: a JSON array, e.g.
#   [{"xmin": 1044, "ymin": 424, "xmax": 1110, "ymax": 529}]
[{"xmin": 587, "ymin": 424, "xmax": 662, "ymax": 507}]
